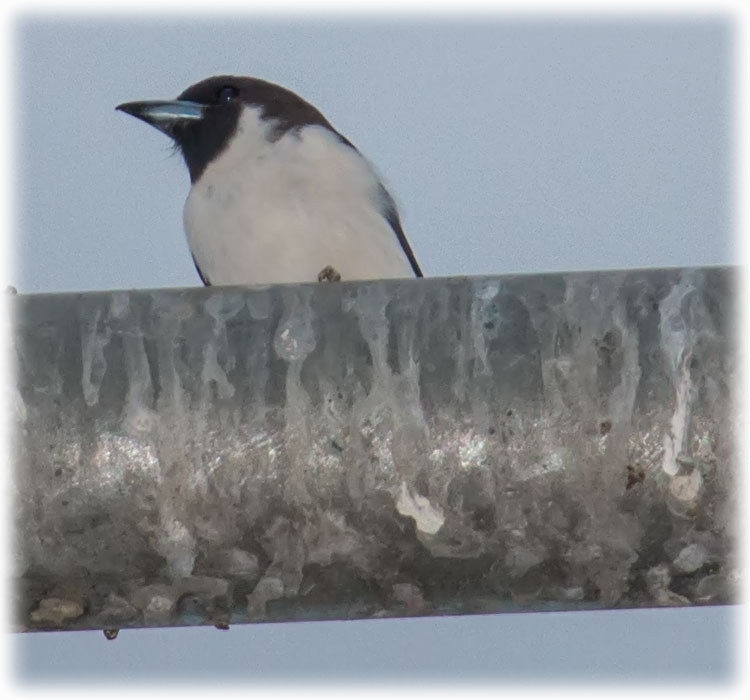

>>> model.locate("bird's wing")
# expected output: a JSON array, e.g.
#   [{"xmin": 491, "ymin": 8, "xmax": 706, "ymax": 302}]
[
  {"xmin": 192, "ymin": 254, "xmax": 211, "ymax": 286},
  {"xmin": 377, "ymin": 183, "xmax": 423, "ymax": 278},
  {"xmin": 334, "ymin": 130, "xmax": 423, "ymax": 278}
]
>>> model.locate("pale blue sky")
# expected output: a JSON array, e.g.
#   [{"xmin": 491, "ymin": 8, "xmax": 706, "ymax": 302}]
[
  {"xmin": 12, "ymin": 15, "xmax": 735, "ymax": 683},
  {"xmin": 14, "ymin": 16, "xmax": 732, "ymax": 294}
]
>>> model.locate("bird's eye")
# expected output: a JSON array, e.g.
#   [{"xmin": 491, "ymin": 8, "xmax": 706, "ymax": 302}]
[{"xmin": 217, "ymin": 85, "xmax": 239, "ymax": 102}]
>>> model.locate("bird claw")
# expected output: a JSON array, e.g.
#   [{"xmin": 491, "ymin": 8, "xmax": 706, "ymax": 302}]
[{"xmin": 317, "ymin": 265, "xmax": 341, "ymax": 282}]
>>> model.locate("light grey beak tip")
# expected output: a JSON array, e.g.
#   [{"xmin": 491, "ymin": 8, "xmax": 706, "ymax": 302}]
[{"xmin": 115, "ymin": 101, "xmax": 147, "ymax": 119}]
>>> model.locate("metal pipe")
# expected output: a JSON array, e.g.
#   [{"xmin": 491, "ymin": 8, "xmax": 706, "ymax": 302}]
[{"xmin": 10, "ymin": 268, "xmax": 737, "ymax": 632}]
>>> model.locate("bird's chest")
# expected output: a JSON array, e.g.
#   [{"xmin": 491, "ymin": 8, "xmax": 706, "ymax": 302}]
[
  {"xmin": 185, "ymin": 137, "xmax": 375, "ymax": 232},
  {"xmin": 182, "ymin": 135, "xmax": 394, "ymax": 284},
  {"xmin": 188, "ymin": 153, "xmax": 307, "ymax": 219}
]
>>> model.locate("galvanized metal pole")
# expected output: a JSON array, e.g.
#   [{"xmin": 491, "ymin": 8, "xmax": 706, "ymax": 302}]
[{"xmin": 10, "ymin": 268, "xmax": 737, "ymax": 632}]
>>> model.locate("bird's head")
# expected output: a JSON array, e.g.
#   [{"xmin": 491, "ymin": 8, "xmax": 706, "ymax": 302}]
[{"xmin": 116, "ymin": 75, "xmax": 334, "ymax": 182}]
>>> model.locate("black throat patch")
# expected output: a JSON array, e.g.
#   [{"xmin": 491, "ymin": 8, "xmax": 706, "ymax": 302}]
[{"xmin": 172, "ymin": 101, "xmax": 242, "ymax": 183}]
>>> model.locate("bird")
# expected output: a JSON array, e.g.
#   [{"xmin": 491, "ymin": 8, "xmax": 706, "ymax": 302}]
[{"xmin": 116, "ymin": 75, "xmax": 422, "ymax": 287}]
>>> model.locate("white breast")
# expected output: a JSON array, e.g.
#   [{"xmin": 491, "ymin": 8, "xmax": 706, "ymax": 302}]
[{"xmin": 183, "ymin": 106, "xmax": 415, "ymax": 286}]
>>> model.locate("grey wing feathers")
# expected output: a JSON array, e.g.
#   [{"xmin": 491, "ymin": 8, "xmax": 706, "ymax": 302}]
[
  {"xmin": 192, "ymin": 255, "xmax": 211, "ymax": 286},
  {"xmin": 377, "ymin": 183, "xmax": 422, "ymax": 277}
]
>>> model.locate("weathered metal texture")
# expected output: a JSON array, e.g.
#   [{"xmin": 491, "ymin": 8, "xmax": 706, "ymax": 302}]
[{"xmin": 10, "ymin": 268, "xmax": 737, "ymax": 632}]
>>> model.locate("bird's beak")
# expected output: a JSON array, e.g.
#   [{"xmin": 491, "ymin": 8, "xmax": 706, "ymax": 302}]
[{"xmin": 116, "ymin": 99, "xmax": 205, "ymax": 136}]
